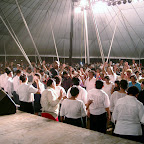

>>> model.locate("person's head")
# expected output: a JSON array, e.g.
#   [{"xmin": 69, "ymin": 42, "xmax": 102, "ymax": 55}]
[
  {"xmin": 34, "ymin": 73, "xmax": 41, "ymax": 80},
  {"xmin": 54, "ymin": 76, "xmax": 62, "ymax": 86},
  {"xmin": 114, "ymin": 80, "xmax": 120, "ymax": 88},
  {"xmin": 20, "ymin": 74, "xmax": 27, "ymax": 83},
  {"xmin": 70, "ymin": 86, "xmax": 79, "ymax": 97},
  {"xmin": 5, "ymin": 67, "xmax": 13, "ymax": 77},
  {"xmin": 72, "ymin": 76, "xmax": 80, "ymax": 86},
  {"xmin": 126, "ymin": 69, "xmax": 132, "ymax": 78},
  {"xmin": 135, "ymin": 71, "xmax": 139, "ymax": 77},
  {"xmin": 53, "ymin": 61, "xmax": 59, "ymax": 69},
  {"xmin": 40, "ymin": 70, "xmax": 44, "ymax": 76},
  {"xmin": 127, "ymin": 86, "xmax": 139, "ymax": 97},
  {"xmin": 63, "ymin": 71, "xmax": 68, "ymax": 78},
  {"xmin": 95, "ymin": 80, "xmax": 104, "ymax": 89},
  {"xmin": 120, "ymin": 80, "xmax": 128, "ymax": 90},
  {"xmin": 47, "ymin": 78, "xmax": 56, "ymax": 89},
  {"xmin": 88, "ymin": 70, "xmax": 95, "ymax": 78},
  {"xmin": 141, "ymin": 81, "xmax": 144, "ymax": 90},
  {"xmin": 16, "ymin": 69, "xmax": 21, "ymax": 76},
  {"xmin": 104, "ymin": 76, "xmax": 110, "ymax": 83},
  {"xmin": 141, "ymin": 71, "xmax": 144, "ymax": 77},
  {"xmin": 27, "ymin": 67, "xmax": 32, "ymax": 73},
  {"xmin": 130, "ymin": 74, "xmax": 137, "ymax": 83},
  {"xmin": 107, "ymin": 67, "xmax": 113, "ymax": 75},
  {"xmin": 96, "ymin": 68, "xmax": 101, "ymax": 73}
]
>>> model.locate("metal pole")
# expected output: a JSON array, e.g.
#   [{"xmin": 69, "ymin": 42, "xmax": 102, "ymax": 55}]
[
  {"xmin": 69, "ymin": 0, "xmax": 74, "ymax": 66},
  {"xmin": 84, "ymin": 19, "xmax": 87, "ymax": 64},
  {"xmin": 83, "ymin": 9, "xmax": 90, "ymax": 64}
]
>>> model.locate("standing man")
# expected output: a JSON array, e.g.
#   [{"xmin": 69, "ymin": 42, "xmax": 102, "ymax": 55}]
[
  {"xmin": 17, "ymin": 74, "xmax": 40, "ymax": 114},
  {"xmin": 13, "ymin": 70, "xmax": 21, "ymax": 104},
  {"xmin": 84, "ymin": 70, "xmax": 96, "ymax": 92},
  {"xmin": 87, "ymin": 80, "xmax": 111, "ymax": 133}
]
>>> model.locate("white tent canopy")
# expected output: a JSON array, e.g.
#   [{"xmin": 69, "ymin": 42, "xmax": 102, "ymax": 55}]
[{"xmin": 0, "ymin": 0, "xmax": 144, "ymax": 61}]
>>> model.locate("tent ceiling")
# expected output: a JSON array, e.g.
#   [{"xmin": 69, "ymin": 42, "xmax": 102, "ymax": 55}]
[{"xmin": 0, "ymin": 0, "xmax": 144, "ymax": 60}]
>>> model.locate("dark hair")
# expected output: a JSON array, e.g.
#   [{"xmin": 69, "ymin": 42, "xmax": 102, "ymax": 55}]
[
  {"xmin": 63, "ymin": 71, "xmax": 68, "ymax": 75},
  {"xmin": 72, "ymin": 77, "xmax": 80, "ymax": 86},
  {"xmin": 142, "ymin": 81, "xmax": 144, "ymax": 85},
  {"xmin": 16, "ymin": 70, "xmax": 21, "ymax": 75},
  {"xmin": 40, "ymin": 70, "xmax": 44, "ymax": 73},
  {"xmin": 89, "ymin": 70, "xmax": 95, "ymax": 76},
  {"xmin": 104, "ymin": 75, "xmax": 110, "ymax": 80},
  {"xmin": 130, "ymin": 74, "xmax": 137, "ymax": 81},
  {"xmin": 20, "ymin": 74, "xmax": 27, "ymax": 82},
  {"xmin": 120, "ymin": 80, "xmax": 128, "ymax": 90},
  {"xmin": 96, "ymin": 80, "xmax": 103, "ymax": 89},
  {"xmin": 127, "ymin": 86, "xmax": 139, "ymax": 96},
  {"xmin": 5, "ymin": 67, "xmax": 11, "ymax": 75},
  {"xmin": 135, "ymin": 71, "xmax": 139, "ymax": 74},
  {"xmin": 35, "ymin": 73, "xmax": 41, "ymax": 79},
  {"xmin": 54, "ymin": 76, "xmax": 61, "ymax": 85},
  {"xmin": 70, "ymin": 86, "xmax": 79, "ymax": 97},
  {"xmin": 47, "ymin": 78, "xmax": 54, "ymax": 87}
]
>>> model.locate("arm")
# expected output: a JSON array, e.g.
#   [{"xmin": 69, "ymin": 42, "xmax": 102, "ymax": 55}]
[{"xmin": 105, "ymin": 107, "xmax": 111, "ymax": 121}]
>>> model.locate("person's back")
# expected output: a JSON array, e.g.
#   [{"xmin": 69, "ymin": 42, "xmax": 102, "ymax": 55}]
[
  {"xmin": 60, "ymin": 86, "xmax": 86, "ymax": 127},
  {"xmin": 112, "ymin": 86, "xmax": 144, "ymax": 142}
]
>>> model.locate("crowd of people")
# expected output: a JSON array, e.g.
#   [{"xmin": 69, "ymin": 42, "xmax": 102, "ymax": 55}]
[{"xmin": 0, "ymin": 59, "xmax": 144, "ymax": 142}]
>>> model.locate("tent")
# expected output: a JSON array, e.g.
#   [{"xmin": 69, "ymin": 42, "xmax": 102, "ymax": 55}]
[{"xmin": 0, "ymin": 0, "xmax": 144, "ymax": 63}]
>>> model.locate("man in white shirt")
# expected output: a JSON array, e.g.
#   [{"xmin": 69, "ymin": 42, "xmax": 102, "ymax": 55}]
[
  {"xmin": 67, "ymin": 76, "xmax": 87, "ymax": 105},
  {"xmin": 87, "ymin": 80, "xmax": 111, "ymax": 133},
  {"xmin": 0, "ymin": 67, "xmax": 10, "ymax": 89},
  {"xmin": 84, "ymin": 70, "xmax": 96, "ymax": 92},
  {"xmin": 17, "ymin": 74, "xmax": 39, "ymax": 114},
  {"xmin": 13, "ymin": 70, "xmax": 21, "ymax": 104},
  {"xmin": 103, "ymin": 76, "xmax": 114, "ymax": 98},
  {"xmin": 41, "ymin": 78, "xmax": 63, "ymax": 118},
  {"xmin": 32, "ymin": 73, "xmax": 45, "ymax": 115},
  {"xmin": 112, "ymin": 86, "xmax": 144, "ymax": 142},
  {"xmin": 3, "ymin": 68, "xmax": 14, "ymax": 98}
]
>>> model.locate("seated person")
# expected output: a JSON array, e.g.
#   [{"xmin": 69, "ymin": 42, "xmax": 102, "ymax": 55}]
[{"xmin": 60, "ymin": 86, "xmax": 87, "ymax": 128}]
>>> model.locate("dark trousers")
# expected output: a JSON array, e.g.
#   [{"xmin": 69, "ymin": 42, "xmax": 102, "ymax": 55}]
[
  {"xmin": 90, "ymin": 113, "xmax": 107, "ymax": 133},
  {"xmin": 20, "ymin": 101, "xmax": 34, "ymax": 114},
  {"xmin": 114, "ymin": 133, "xmax": 142, "ymax": 142},
  {"xmin": 64, "ymin": 116, "xmax": 86, "ymax": 128}
]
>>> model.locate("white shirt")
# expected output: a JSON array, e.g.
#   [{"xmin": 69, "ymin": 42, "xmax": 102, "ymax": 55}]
[
  {"xmin": 13, "ymin": 75, "xmax": 20, "ymax": 92},
  {"xmin": 38, "ymin": 81, "xmax": 45, "ymax": 94},
  {"xmin": 112, "ymin": 95, "xmax": 144, "ymax": 136},
  {"xmin": 17, "ymin": 83, "xmax": 38, "ymax": 102},
  {"xmin": 103, "ymin": 82, "xmax": 113, "ymax": 98},
  {"xmin": 88, "ymin": 88, "xmax": 110, "ymax": 115},
  {"xmin": 60, "ymin": 99, "xmax": 86, "ymax": 119},
  {"xmin": 0, "ymin": 73, "xmax": 7, "ymax": 88},
  {"xmin": 55, "ymin": 85, "xmax": 66, "ymax": 104},
  {"xmin": 110, "ymin": 91, "xmax": 126, "ymax": 112},
  {"xmin": 84, "ymin": 77, "xmax": 96, "ymax": 92},
  {"xmin": 67, "ymin": 85, "xmax": 87, "ymax": 104},
  {"xmin": 41, "ymin": 87, "xmax": 60, "ymax": 117},
  {"xmin": 3, "ymin": 76, "xmax": 14, "ymax": 97},
  {"xmin": 109, "ymin": 73, "xmax": 117, "ymax": 83}
]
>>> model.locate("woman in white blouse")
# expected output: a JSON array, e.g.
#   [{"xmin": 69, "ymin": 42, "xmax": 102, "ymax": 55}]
[{"xmin": 60, "ymin": 86, "xmax": 87, "ymax": 128}]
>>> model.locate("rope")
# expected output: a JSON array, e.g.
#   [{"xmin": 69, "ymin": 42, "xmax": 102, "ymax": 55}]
[
  {"xmin": 106, "ymin": 12, "xmax": 119, "ymax": 63},
  {"xmin": 4, "ymin": 40, "xmax": 6, "ymax": 67},
  {"xmin": 89, "ymin": 0, "xmax": 105, "ymax": 64},
  {"xmin": 15, "ymin": 0, "xmax": 42, "ymax": 65},
  {"xmin": 83, "ymin": 9, "xmax": 90, "ymax": 64},
  {"xmin": 0, "ymin": 16, "xmax": 33, "ymax": 68},
  {"xmin": 50, "ymin": 21, "xmax": 60, "ymax": 63},
  {"xmin": 81, "ymin": 11, "xmax": 83, "ymax": 63}
]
